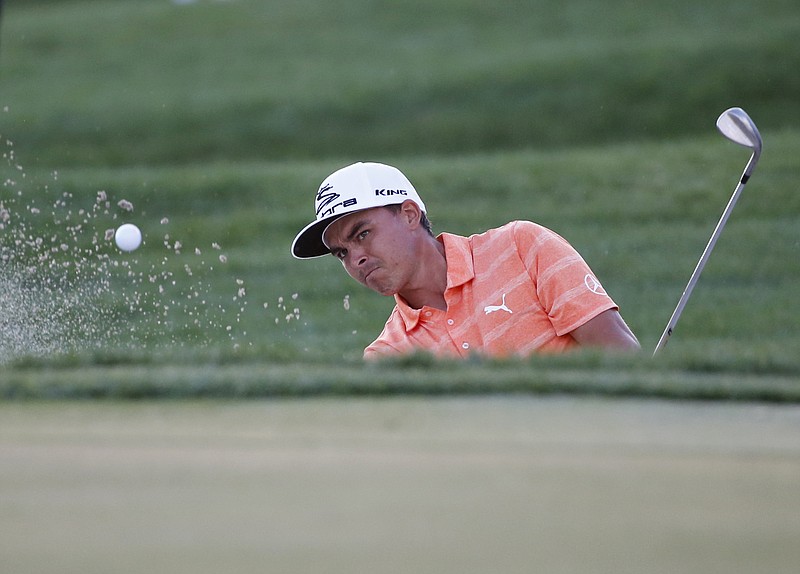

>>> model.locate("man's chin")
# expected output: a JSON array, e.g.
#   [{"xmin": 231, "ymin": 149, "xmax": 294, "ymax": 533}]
[
  {"xmin": 369, "ymin": 284, "xmax": 396, "ymax": 297},
  {"xmin": 366, "ymin": 279, "xmax": 396, "ymax": 297}
]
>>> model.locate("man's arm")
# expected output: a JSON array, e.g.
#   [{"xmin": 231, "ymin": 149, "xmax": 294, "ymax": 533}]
[{"xmin": 570, "ymin": 309, "xmax": 640, "ymax": 351}]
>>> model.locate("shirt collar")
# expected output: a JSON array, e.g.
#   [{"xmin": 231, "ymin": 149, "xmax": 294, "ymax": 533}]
[
  {"xmin": 439, "ymin": 232, "xmax": 475, "ymax": 288},
  {"xmin": 392, "ymin": 232, "xmax": 474, "ymax": 332}
]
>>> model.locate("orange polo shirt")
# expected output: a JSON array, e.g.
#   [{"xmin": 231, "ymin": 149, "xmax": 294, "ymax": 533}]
[{"xmin": 364, "ymin": 220, "xmax": 618, "ymax": 360}]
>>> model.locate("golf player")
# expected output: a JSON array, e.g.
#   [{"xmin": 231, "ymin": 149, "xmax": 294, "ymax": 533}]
[{"xmin": 292, "ymin": 162, "xmax": 640, "ymax": 359}]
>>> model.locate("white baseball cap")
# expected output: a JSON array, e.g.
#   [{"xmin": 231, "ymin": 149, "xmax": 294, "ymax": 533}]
[{"xmin": 291, "ymin": 162, "xmax": 427, "ymax": 259}]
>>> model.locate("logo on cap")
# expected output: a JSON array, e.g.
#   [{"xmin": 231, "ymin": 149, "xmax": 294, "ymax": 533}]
[
  {"xmin": 316, "ymin": 183, "xmax": 357, "ymax": 218},
  {"xmin": 375, "ymin": 189, "xmax": 408, "ymax": 197}
]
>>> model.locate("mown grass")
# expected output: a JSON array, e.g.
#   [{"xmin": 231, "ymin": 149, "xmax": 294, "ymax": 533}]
[
  {"xmin": 3, "ymin": 351, "xmax": 800, "ymax": 402},
  {"xmin": 3, "ymin": 0, "xmax": 800, "ymax": 165},
  {"xmin": 1, "ymin": 0, "xmax": 799, "ymax": 399}
]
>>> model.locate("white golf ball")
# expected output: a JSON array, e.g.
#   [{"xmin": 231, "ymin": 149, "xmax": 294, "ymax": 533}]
[{"xmin": 115, "ymin": 223, "xmax": 142, "ymax": 252}]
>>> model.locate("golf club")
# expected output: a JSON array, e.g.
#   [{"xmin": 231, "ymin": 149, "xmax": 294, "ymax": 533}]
[{"xmin": 653, "ymin": 107, "xmax": 763, "ymax": 356}]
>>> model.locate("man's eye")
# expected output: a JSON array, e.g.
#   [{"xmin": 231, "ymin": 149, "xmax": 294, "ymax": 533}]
[
  {"xmin": 358, "ymin": 230, "xmax": 369, "ymax": 240},
  {"xmin": 337, "ymin": 249, "xmax": 347, "ymax": 260}
]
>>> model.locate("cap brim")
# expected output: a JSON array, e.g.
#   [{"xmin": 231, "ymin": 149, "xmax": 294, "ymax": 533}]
[{"xmin": 291, "ymin": 214, "xmax": 345, "ymax": 259}]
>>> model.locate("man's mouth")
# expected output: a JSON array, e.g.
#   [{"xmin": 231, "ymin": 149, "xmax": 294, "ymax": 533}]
[{"xmin": 363, "ymin": 266, "xmax": 379, "ymax": 283}]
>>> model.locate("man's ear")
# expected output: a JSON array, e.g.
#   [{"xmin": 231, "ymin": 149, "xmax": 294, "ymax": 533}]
[{"xmin": 399, "ymin": 200, "xmax": 422, "ymax": 228}]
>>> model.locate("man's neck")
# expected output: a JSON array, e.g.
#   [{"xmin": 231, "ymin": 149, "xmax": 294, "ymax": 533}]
[{"xmin": 398, "ymin": 236, "xmax": 448, "ymax": 310}]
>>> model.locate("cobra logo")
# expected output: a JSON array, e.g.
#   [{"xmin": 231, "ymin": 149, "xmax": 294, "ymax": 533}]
[
  {"xmin": 315, "ymin": 183, "xmax": 357, "ymax": 218},
  {"xmin": 584, "ymin": 274, "xmax": 607, "ymax": 295},
  {"xmin": 315, "ymin": 183, "xmax": 339, "ymax": 216}
]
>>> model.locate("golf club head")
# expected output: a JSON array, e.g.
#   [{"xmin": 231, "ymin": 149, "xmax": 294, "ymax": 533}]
[{"xmin": 716, "ymin": 107, "xmax": 762, "ymax": 153}]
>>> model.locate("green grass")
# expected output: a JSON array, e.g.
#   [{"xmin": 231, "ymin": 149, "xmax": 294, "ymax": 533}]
[
  {"xmin": 3, "ymin": 352, "xmax": 800, "ymax": 402},
  {"xmin": 1, "ymin": 0, "xmax": 799, "ymax": 399},
  {"xmin": 4, "ymin": 0, "xmax": 800, "ymax": 165}
]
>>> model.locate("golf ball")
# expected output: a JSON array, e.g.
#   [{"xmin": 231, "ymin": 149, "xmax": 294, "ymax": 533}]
[{"xmin": 115, "ymin": 223, "xmax": 142, "ymax": 252}]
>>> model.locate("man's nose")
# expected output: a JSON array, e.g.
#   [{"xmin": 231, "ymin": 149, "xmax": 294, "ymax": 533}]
[{"xmin": 346, "ymin": 246, "xmax": 367, "ymax": 267}]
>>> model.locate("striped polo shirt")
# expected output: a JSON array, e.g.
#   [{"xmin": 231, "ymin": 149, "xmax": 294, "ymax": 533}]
[{"xmin": 364, "ymin": 220, "xmax": 618, "ymax": 359}]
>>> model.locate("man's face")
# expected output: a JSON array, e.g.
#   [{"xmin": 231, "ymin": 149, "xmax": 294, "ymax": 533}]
[{"xmin": 322, "ymin": 204, "xmax": 419, "ymax": 296}]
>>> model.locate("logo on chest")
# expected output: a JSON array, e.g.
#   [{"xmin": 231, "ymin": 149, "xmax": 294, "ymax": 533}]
[{"xmin": 484, "ymin": 293, "xmax": 513, "ymax": 315}]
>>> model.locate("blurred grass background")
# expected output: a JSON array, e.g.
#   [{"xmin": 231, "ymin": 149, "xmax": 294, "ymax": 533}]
[{"xmin": 1, "ymin": 0, "xmax": 799, "ymax": 396}]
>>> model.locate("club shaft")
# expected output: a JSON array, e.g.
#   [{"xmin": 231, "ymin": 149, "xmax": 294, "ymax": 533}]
[{"xmin": 652, "ymin": 152, "xmax": 758, "ymax": 356}]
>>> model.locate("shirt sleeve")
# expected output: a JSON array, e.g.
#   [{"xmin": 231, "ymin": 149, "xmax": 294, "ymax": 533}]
[{"xmin": 512, "ymin": 221, "xmax": 618, "ymax": 336}]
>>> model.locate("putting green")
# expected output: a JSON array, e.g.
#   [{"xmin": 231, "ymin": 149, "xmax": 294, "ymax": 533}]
[{"xmin": 1, "ymin": 397, "xmax": 798, "ymax": 574}]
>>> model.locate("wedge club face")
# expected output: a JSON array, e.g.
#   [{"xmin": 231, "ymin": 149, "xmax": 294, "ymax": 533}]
[{"xmin": 716, "ymin": 107, "xmax": 762, "ymax": 155}]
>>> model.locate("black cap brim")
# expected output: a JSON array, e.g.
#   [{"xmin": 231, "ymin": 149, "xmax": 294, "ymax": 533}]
[{"xmin": 291, "ymin": 214, "xmax": 346, "ymax": 259}]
